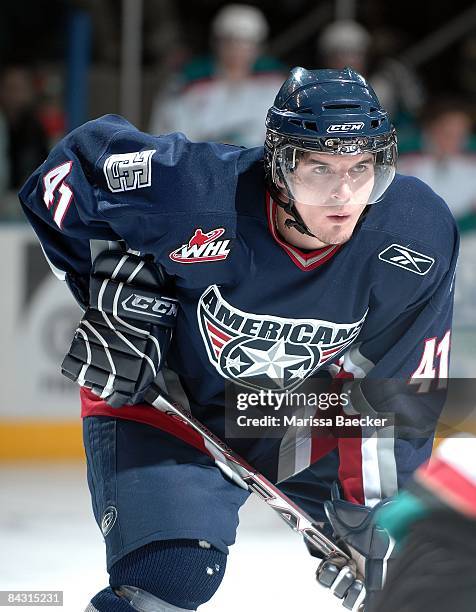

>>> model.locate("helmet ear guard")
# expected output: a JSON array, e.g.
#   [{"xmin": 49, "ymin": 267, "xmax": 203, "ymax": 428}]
[
  {"xmin": 269, "ymin": 149, "xmax": 315, "ymax": 237},
  {"xmin": 275, "ymin": 169, "xmax": 316, "ymax": 237},
  {"xmin": 266, "ymin": 142, "xmax": 316, "ymax": 237}
]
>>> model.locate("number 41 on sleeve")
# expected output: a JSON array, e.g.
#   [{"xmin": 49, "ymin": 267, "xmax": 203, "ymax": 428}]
[{"xmin": 410, "ymin": 330, "xmax": 451, "ymax": 393}]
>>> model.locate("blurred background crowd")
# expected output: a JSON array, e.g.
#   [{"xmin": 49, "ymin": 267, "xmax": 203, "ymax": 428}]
[{"xmin": 1, "ymin": 0, "xmax": 476, "ymax": 229}]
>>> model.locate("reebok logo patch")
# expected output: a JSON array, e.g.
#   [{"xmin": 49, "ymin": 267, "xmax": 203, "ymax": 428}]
[{"xmin": 379, "ymin": 244, "xmax": 434, "ymax": 275}]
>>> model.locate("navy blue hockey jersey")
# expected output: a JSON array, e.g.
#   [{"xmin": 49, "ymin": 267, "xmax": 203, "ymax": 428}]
[{"xmin": 19, "ymin": 115, "xmax": 459, "ymax": 506}]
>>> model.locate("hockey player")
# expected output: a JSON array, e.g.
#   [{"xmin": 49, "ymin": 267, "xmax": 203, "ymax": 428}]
[
  {"xmin": 19, "ymin": 68, "xmax": 458, "ymax": 611},
  {"xmin": 374, "ymin": 434, "xmax": 476, "ymax": 612}
]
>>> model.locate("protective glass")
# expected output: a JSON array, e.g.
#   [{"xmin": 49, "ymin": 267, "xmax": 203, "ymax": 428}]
[{"xmin": 274, "ymin": 145, "xmax": 396, "ymax": 208}]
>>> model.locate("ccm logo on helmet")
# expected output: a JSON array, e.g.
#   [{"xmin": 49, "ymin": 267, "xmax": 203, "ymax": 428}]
[{"xmin": 327, "ymin": 122, "xmax": 365, "ymax": 133}]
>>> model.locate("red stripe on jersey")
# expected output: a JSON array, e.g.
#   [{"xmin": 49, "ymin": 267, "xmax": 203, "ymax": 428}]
[
  {"xmin": 322, "ymin": 347, "xmax": 343, "ymax": 357},
  {"xmin": 333, "ymin": 368, "xmax": 356, "ymax": 381},
  {"xmin": 331, "ymin": 365, "xmax": 366, "ymax": 504},
  {"xmin": 338, "ymin": 436, "xmax": 365, "ymax": 504},
  {"xmin": 80, "ymin": 388, "xmax": 211, "ymax": 458},
  {"xmin": 266, "ymin": 193, "xmax": 341, "ymax": 271},
  {"xmin": 418, "ymin": 457, "xmax": 476, "ymax": 518},
  {"xmin": 311, "ymin": 436, "xmax": 338, "ymax": 464},
  {"xmin": 206, "ymin": 321, "xmax": 231, "ymax": 342}
]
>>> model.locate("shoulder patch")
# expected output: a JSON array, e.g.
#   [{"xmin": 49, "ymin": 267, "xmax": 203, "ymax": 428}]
[
  {"xmin": 169, "ymin": 227, "xmax": 231, "ymax": 263},
  {"xmin": 103, "ymin": 149, "xmax": 156, "ymax": 192},
  {"xmin": 378, "ymin": 244, "xmax": 435, "ymax": 276}
]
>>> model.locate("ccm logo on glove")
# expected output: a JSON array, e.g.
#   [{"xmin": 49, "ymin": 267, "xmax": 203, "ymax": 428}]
[{"xmin": 121, "ymin": 293, "xmax": 178, "ymax": 319}]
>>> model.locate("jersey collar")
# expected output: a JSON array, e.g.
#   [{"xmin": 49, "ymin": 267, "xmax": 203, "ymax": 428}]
[{"xmin": 266, "ymin": 193, "xmax": 341, "ymax": 271}]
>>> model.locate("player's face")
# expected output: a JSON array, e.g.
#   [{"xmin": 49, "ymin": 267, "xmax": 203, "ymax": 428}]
[
  {"xmin": 287, "ymin": 152, "xmax": 374, "ymax": 245},
  {"xmin": 278, "ymin": 152, "xmax": 375, "ymax": 248}
]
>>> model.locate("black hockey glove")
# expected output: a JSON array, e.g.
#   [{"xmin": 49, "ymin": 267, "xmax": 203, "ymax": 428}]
[
  {"xmin": 317, "ymin": 482, "xmax": 396, "ymax": 612},
  {"xmin": 61, "ymin": 251, "xmax": 178, "ymax": 407}
]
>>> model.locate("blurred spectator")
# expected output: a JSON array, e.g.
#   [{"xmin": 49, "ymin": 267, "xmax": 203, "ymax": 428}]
[
  {"xmin": 398, "ymin": 97, "xmax": 476, "ymax": 231},
  {"xmin": 0, "ymin": 66, "xmax": 49, "ymax": 191},
  {"xmin": 318, "ymin": 19, "xmax": 370, "ymax": 76},
  {"xmin": 459, "ymin": 33, "xmax": 476, "ymax": 106},
  {"xmin": 317, "ymin": 20, "xmax": 424, "ymax": 128},
  {"xmin": 149, "ymin": 3, "xmax": 286, "ymax": 147},
  {"xmin": 35, "ymin": 66, "xmax": 66, "ymax": 147},
  {"xmin": 0, "ymin": 107, "xmax": 9, "ymax": 200}
]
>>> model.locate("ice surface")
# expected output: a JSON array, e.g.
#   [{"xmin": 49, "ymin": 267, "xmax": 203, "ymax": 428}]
[{"xmin": 0, "ymin": 464, "xmax": 343, "ymax": 611}]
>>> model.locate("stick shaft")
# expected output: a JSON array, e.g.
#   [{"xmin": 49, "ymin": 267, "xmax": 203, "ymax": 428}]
[{"xmin": 147, "ymin": 389, "xmax": 349, "ymax": 563}]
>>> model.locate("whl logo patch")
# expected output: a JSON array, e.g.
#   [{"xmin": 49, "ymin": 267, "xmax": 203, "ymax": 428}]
[
  {"xmin": 379, "ymin": 244, "xmax": 434, "ymax": 275},
  {"xmin": 170, "ymin": 228, "xmax": 231, "ymax": 263},
  {"xmin": 197, "ymin": 285, "xmax": 366, "ymax": 392}
]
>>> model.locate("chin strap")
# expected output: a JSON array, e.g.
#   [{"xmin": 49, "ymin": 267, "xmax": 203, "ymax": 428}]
[
  {"xmin": 284, "ymin": 214, "xmax": 315, "ymax": 237},
  {"xmin": 270, "ymin": 178, "xmax": 316, "ymax": 238}
]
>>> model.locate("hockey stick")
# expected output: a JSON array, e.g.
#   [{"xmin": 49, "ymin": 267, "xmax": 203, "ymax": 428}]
[{"xmin": 145, "ymin": 385, "xmax": 366, "ymax": 611}]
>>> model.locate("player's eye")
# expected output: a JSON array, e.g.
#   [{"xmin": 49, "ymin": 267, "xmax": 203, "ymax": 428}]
[
  {"xmin": 311, "ymin": 165, "xmax": 332, "ymax": 175},
  {"xmin": 350, "ymin": 163, "xmax": 371, "ymax": 174}
]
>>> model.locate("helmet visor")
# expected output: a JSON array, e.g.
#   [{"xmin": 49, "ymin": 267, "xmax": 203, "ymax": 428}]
[{"xmin": 275, "ymin": 145, "xmax": 396, "ymax": 208}]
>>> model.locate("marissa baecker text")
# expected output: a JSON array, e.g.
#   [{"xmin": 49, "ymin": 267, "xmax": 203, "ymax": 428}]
[{"xmin": 236, "ymin": 415, "xmax": 390, "ymax": 428}]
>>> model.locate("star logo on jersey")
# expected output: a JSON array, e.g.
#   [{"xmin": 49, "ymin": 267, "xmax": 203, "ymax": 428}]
[
  {"xmin": 378, "ymin": 244, "xmax": 435, "ymax": 276},
  {"xmin": 169, "ymin": 228, "xmax": 231, "ymax": 263},
  {"xmin": 197, "ymin": 285, "xmax": 367, "ymax": 392}
]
